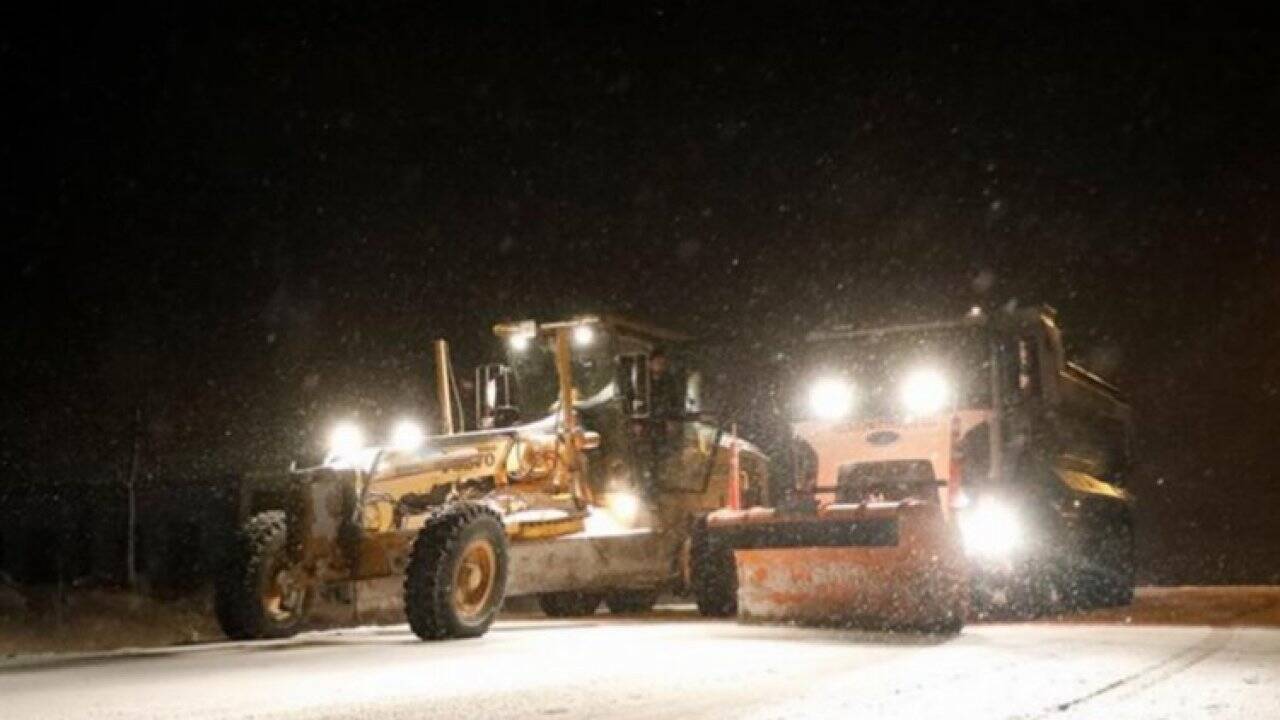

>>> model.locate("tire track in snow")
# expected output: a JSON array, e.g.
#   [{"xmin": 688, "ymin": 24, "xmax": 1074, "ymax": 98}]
[{"xmin": 1019, "ymin": 627, "xmax": 1234, "ymax": 719}]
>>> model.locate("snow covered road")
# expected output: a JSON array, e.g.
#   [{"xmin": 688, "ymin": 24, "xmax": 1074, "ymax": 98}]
[{"xmin": 3, "ymin": 588, "xmax": 1277, "ymax": 720}]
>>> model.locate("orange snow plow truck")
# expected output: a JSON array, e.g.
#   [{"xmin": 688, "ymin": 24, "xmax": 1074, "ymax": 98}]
[
  {"xmin": 700, "ymin": 499, "xmax": 966, "ymax": 631},
  {"xmin": 695, "ymin": 305, "xmax": 1134, "ymax": 631}
]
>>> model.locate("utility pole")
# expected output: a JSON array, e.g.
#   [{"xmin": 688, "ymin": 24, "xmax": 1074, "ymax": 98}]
[{"xmin": 126, "ymin": 406, "xmax": 141, "ymax": 590}]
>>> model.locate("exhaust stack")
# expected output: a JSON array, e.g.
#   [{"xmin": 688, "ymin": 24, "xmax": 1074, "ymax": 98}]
[{"xmin": 434, "ymin": 339, "xmax": 455, "ymax": 435}]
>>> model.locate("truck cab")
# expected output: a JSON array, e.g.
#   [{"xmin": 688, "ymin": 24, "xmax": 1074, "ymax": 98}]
[{"xmin": 785, "ymin": 306, "xmax": 1135, "ymax": 612}]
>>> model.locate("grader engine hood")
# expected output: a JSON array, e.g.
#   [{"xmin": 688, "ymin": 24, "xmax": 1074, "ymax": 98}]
[
  {"xmin": 235, "ymin": 467, "xmax": 364, "ymax": 583},
  {"xmin": 361, "ymin": 437, "xmax": 512, "ymax": 524},
  {"xmin": 240, "ymin": 467, "xmax": 358, "ymax": 529},
  {"xmin": 237, "ymin": 428, "xmax": 529, "ymax": 571}
]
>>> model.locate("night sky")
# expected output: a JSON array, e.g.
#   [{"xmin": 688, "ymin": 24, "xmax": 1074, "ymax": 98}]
[{"xmin": 3, "ymin": 4, "xmax": 1277, "ymax": 582}]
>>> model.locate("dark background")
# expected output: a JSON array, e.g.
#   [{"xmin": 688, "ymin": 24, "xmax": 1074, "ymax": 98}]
[{"xmin": 2, "ymin": 3, "xmax": 1277, "ymax": 584}]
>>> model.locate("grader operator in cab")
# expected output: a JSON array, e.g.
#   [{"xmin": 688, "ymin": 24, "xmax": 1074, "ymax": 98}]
[
  {"xmin": 215, "ymin": 316, "xmax": 766, "ymax": 641},
  {"xmin": 701, "ymin": 305, "xmax": 1135, "ymax": 630}
]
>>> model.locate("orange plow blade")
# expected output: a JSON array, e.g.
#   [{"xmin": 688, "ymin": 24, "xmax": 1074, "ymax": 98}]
[{"xmin": 707, "ymin": 501, "xmax": 968, "ymax": 631}]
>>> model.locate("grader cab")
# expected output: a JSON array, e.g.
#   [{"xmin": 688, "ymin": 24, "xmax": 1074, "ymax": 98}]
[{"xmin": 215, "ymin": 316, "xmax": 766, "ymax": 640}]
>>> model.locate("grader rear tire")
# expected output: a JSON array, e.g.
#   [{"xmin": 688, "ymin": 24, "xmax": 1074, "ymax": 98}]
[
  {"xmin": 214, "ymin": 510, "xmax": 312, "ymax": 640},
  {"xmin": 404, "ymin": 503, "xmax": 509, "ymax": 640},
  {"xmin": 538, "ymin": 592, "xmax": 602, "ymax": 617},
  {"xmin": 691, "ymin": 516, "xmax": 737, "ymax": 617},
  {"xmin": 604, "ymin": 589, "xmax": 659, "ymax": 614}
]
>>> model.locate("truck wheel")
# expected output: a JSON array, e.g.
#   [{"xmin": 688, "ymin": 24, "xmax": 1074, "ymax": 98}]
[
  {"xmin": 538, "ymin": 592, "xmax": 602, "ymax": 617},
  {"xmin": 214, "ymin": 510, "xmax": 312, "ymax": 640},
  {"xmin": 916, "ymin": 607, "xmax": 965, "ymax": 635},
  {"xmin": 604, "ymin": 589, "xmax": 659, "ymax": 614},
  {"xmin": 1093, "ymin": 521, "xmax": 1136, "ymax": 607},
  {"xmin": 404, "ymin": 503, "xmax": 509, "ymax": 640},
  {"xmin": 1005, "ymin": 568, "xmax": 1056, "ymax": 618},
  {"xmin": 691, "ymin": 516, "xmax": 737, "ymax": 617}
]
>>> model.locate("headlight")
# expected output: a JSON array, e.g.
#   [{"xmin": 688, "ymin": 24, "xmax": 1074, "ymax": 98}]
[
  {"xmin": 604, "ymin": 491, "xmax": 641, "ymax": 524},
  {"xmin": 508, "ymin": 333, "xmax": 532, "ymax": 352},
  {"xmin": 959, "ymin": 497, "xmax": 1023, "ymax": 559},
  {"xmin": 807, "ymin": 377, "xmax": 855, "ymax": 420},
  {"xmin": 328, "ymin": 421, "xmax": 365, "ymax": 457},
  {"xmin": 391, "ymin": 419, "xmax": 426, "ymax": 452},
  {"xmin": 900, "ymin": 368, "xmax": 950, "ymax": 416}
]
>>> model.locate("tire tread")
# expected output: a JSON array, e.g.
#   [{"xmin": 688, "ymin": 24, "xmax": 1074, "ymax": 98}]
[{"xmin": 404, "ymin": 502, "xmax": 507, "ymax": 640}]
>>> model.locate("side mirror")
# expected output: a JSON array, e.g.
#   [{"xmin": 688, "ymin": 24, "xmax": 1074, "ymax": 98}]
[
  {"xmin": 684, "ymin": 370, "xmax": 703, "ymax": 417},
  {"xmin": 616, "ymin": 353, "xmax": 651, "ymax": 419},
  {"xmin": 475, "ymin": 364, "xmax": 517, "ymax": 428}
]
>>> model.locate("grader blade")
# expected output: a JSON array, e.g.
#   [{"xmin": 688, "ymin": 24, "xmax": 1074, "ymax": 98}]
[{"xmin": 708, "ymin": 501, "xmax": 967, "ymax": 631}]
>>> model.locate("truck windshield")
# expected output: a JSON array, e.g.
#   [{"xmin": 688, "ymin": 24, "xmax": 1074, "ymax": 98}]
[
  {"xmin": 505, "ymin": 332, "xmax": 617, "ymax": 421},
  {"xmin": 794, "ymin": 325, "xmax": 993, "ymax": 419}
]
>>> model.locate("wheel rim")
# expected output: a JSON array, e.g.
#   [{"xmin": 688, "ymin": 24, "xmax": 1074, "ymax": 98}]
[
  {"xmin": 453, "ymin": 538, "xmax": 497, "ymax": 622},
  {"xmin": 264, "ymin": 561, "xmax": 304, "ymax": 623}
]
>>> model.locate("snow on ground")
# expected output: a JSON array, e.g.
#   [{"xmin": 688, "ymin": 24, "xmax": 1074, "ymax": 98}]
[
  {"xmin": 1, "ymin": 597, "xmax": 1278, "ymax": 720},
  {"xmin": 0, "ymin": 587, "xmax": 1277, "ymax": 720},
  {"xmin": 3, "ymin": 585, "xmax": 1279, "ymax": 658}
]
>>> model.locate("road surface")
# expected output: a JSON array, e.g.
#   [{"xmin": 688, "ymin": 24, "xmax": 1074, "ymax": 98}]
[{"xmin": 2, "ymin": 588, "xmax": 1278, "ymax": 720}]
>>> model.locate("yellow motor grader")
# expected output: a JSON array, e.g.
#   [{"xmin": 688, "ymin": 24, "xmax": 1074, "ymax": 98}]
[{"xmin": 214, "ymin": 316, "xmax": 766, "ymax": 640}]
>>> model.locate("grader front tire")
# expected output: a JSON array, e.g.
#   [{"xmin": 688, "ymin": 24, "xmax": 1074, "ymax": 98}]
[
  {"xmin": 404, "ymin": 503, "xmax": 509, "ymax": 640},
  {"xmin": 214, "ymin": 510, "xmax": 312, "ymax": 640},
  {"xmin": 691, "ymin": 516, "xmax": 738, "ymax": 617}
]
